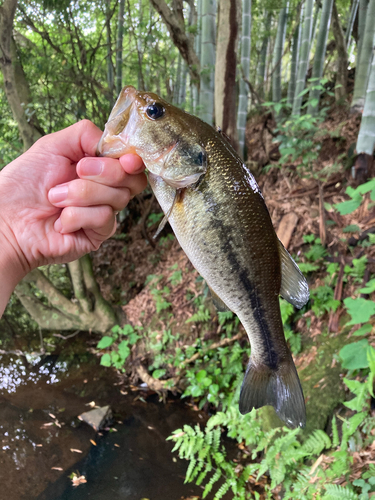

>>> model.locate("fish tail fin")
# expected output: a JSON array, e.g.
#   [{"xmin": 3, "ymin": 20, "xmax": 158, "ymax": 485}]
[{"xmin": 239, "ymin": 357, "xmax": 306, "ymax": 429}]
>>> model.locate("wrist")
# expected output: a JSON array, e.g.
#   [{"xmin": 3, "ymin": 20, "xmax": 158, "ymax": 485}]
[{"xmin": 0, "ymin": 222, "xmax": 29, "ymax": 316}]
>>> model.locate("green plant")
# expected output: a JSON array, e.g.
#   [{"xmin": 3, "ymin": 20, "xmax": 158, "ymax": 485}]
[
  {"xmin": 169, "ymin": 334, "xmax": 375, "ymax": 500},
  {"xmin": 97, "ymin": 324, "xmax": 141, "ymax": 370},
  {"xmin": 334, "ymin": 179, "xmax": 375, "ymax": 216},
  {"xmin": 264, "ymin": 84, "xmax": 330, "ymax": 179}
]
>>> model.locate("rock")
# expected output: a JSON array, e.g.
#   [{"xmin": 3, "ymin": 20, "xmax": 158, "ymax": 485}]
[{"xmin": 78, "ymin": 405, "xmax": 112, "ymax": 431}]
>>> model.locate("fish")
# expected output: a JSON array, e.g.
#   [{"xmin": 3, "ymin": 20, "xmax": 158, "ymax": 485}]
[{"xmin": 97, "ymin": 85, "xmax": 310, "ymax": 428}]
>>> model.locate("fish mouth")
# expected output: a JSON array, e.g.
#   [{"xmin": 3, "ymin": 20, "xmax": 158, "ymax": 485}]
[{"xmin": 97, "ymin": 86, "xmax": 137, "ymax": 158}]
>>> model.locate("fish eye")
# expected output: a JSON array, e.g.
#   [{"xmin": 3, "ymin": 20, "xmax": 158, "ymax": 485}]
[{"xmin": 146, "ymin": 103, "xmax": 165, "ymax": 120}]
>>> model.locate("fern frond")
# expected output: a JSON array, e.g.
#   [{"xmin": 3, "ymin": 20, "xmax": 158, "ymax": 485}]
[
  {"xmin": 185, "ymin": 458, "xmax": 197, "ymax": 482},
  {"xmin": 196, "ymin": 465, "xmax": 211, "ymax": 486},
  {"xmin": 189, "ymin": 460, "xmax": 204, "ymax": 482},
  {"xmin": 202, "ymin": 469, "xmax": 222, "ymax": 498},
  {"xmin": 215, "ymin": 480, "xmax": 231, "ymax": 499},
  {"xmin": 322, "ymin": 483, "xmax": 358, "ymax": 500},
  {"xmin": 302, "ymin": 429, "xmax": 331, "ymax": 456}
]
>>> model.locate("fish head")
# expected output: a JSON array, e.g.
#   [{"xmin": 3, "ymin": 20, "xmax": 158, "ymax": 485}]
[{"xmin": 97, "ymin": 85, "xmax": 207, "ymax": 189}]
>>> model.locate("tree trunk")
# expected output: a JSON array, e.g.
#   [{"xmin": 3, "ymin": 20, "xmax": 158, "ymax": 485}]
[
  {"xmin": 331, "ymin": 0, "xmax": 348, "ymax": 101},
  {"xmin": 237, "ymin": 0, "xmax": 251, "ymax": 158},
  {"xmin": 199, "ymin": 0, "xmax": 216, "ymax": 124},
  {"xmin": 272, "ymin": 0, "xmax": 289, "ymax": 106},
  {"xmin": 15, "ymin": 256, "xmax": 119, "ymax": 333},
  {"xmin": 308, "ymin": 0, "xmax": 334, "ymax": 115},
  {"xmin": 351, "ymin": 0, "xmax": 375, "ymax": 112},
  {"xmin": 215, "ymin": 0, "xmax": 240, "ymax": 148},
  {"xmin": 149, "ymin": 0, "xmax": 200, "ymax": 87},
  {"xmin": 0, "ymin": 0, "xmax": 42, "ymax": 150},
  {"xmin": 292, "ymin": 0, "xmax": 314, "ymax": 116},
  {"xmin": 116, "ymin": 0, "xmax": 125, "ymax": 95}
]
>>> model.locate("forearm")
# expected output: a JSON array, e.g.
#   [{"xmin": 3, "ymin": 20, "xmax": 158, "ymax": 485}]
[{"xmin": 0, "ymin": 237, "xmax": 27, "ymax": 318}]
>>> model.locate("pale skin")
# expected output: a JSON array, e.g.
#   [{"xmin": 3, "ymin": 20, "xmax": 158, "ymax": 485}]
[{"xmin": 0, "ymin": 120, "xmax": 147, "ymax": 317}]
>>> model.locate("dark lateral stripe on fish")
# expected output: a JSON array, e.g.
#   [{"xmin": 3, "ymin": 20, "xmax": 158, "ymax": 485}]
[{"xmin": 207, "ymin": 211, "xmax": 279, "ymax": 371}]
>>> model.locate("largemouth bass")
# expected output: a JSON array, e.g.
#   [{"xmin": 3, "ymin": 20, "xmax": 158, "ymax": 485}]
[{"xmin": 98, "ymin": 86, "xmax": 310, "ymax": 428}]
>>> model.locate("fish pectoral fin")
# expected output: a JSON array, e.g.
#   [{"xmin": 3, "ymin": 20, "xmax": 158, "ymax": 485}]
[
  {"xmin": 239, "ymin": 357, "xmax": 306, "ymax": 429},
  {"xmin": 278, "ymin": 239, "xmax": 310, "ymax": 309},
  {"xmin": 153, "ymin": 189, "xmax": 181, "ymax": 239},
  {"xmin": 208, "ymin": 286, "xmax": 231, "ymax": 312}
]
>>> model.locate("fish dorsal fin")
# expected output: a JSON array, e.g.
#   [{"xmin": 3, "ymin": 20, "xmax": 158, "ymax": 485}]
[
  {"xmin": 208, "ymin": 286, "xmax": 231, "ymax": 312},
  {"xmin": 278, "ymin": 239, "xmax": 309, "ymax": 309}
]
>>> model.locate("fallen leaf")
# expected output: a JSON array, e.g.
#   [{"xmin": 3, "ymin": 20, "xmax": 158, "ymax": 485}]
[
  {"xmin": 72, "ymin": 475, "xmax": 87, "ymax": 487},
  {"xmin": 90, "ymin": 439, "xmax": 97, "ymax": 446}
]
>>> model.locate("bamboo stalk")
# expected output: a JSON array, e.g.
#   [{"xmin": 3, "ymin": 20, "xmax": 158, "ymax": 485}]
[
  {"xmin": 351, "ymin": 0, "xmax": 375, "ymax": 113},
  {"xmin": 237, "ymin": 0, "xmax": 252, "ymax": 158},
  {"xmin": 272, "ymin": 0, "xmax": 289, "ymax": 108},
  {"xmin": 307, "ymin": 0, "xmax": 334, "ymax": 115},
  {"xmin": 199, "ymin": 0, "xmax": 216, "ymax": 124},
  {"xmin": 356, "ymin": 52, "xmax": 375, "ymax": 155},
  {"xmin": 292, "ymin": 0, "xmax": 314, "ymax": 116}
]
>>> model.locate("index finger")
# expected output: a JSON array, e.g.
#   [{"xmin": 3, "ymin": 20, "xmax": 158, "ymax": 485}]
[{"xmin": 32, "ymin": 120, "xmax": 103, "ymax": 162}]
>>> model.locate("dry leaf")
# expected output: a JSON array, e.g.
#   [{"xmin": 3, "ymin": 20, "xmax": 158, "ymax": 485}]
[
  {"xmin": 90, "ymin": 439, "xmax": 97, "ymax": 446},
  {"xmin": 72, "ymin": 475, "xmax": 87, "ymax": 487}
]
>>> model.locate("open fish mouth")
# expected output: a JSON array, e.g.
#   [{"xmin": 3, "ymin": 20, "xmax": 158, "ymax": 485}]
[{"xmin": 97, "ymin": 86, "xmax": 150, "ymax": 158}]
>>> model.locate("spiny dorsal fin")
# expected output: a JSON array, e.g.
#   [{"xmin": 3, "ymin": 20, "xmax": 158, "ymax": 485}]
[
  {"xmin": 208, "ymin": 286, "xmax": 231, "ymax": 312},
  {"xmin": 278, "ymin": 239, "xmax": 309, "ymax": 309}
]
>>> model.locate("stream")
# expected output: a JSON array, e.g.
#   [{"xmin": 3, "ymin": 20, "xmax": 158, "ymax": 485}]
[{"xmin": 0, "ymin": 331, "xmax": 206, "ymax": 500}]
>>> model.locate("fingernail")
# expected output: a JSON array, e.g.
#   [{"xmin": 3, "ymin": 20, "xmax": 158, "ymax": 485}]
[
  {"xmin": 49, "ymin": 185, "xmax": 68, "ymax": 203},
  {"xmin": 54, "ymin": 217, "xmax": 62, "ymax": 232},
  {"xmin": 79, "ymin": 158, "xmax": 104, "ymax": 177}
]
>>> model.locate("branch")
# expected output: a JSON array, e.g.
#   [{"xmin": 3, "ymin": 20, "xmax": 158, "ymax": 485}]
[
  {"xmin": 149, "ymin": 0, "xmax": 200, "ymax": 85},
  {"xmin": 17, "ymin": 4, "xmax": 64, "ymax": 55},
  {"xmin": 133, "ymin": 330, "xmax": 246, "ymax": 391},
  {"xmin": 24, "ymin": 268, "xmax": 80, "ymax": 316},
  {"xmin": 68, "ymin": 259, "xmax": 92, "ymax": 314},
  {"xmin": 14, "ymin": 280, "xmax": 82, "ymax": 330}
]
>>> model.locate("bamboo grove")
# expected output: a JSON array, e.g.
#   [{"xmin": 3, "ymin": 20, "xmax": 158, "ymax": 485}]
[{"xmin": 1, "ymin": 0, "xmax": 375, "ymax": 167}]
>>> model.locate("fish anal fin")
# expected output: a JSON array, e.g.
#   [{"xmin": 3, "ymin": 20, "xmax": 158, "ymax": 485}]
[
  {"xmin": 208, "ymin": 286, "xmax": 231, "ymax": 312},
  {"xmin": 278, "ymin": 239, "xmax": 310, "ymax": 309},
  {"xmin": 239, "ymin": 357, "xmax": 306, "ymax": 429}
]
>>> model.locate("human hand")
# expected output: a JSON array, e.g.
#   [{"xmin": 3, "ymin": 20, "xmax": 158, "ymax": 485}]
[{"xmin": 0, "ymin": 120, "xmax": 147, "ymax": 285}]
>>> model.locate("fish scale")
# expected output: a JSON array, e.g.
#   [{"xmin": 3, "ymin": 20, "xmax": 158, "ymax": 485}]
[{"xmin": 98, "ymin": 85, "xmax": 310, "ymax": 428}]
